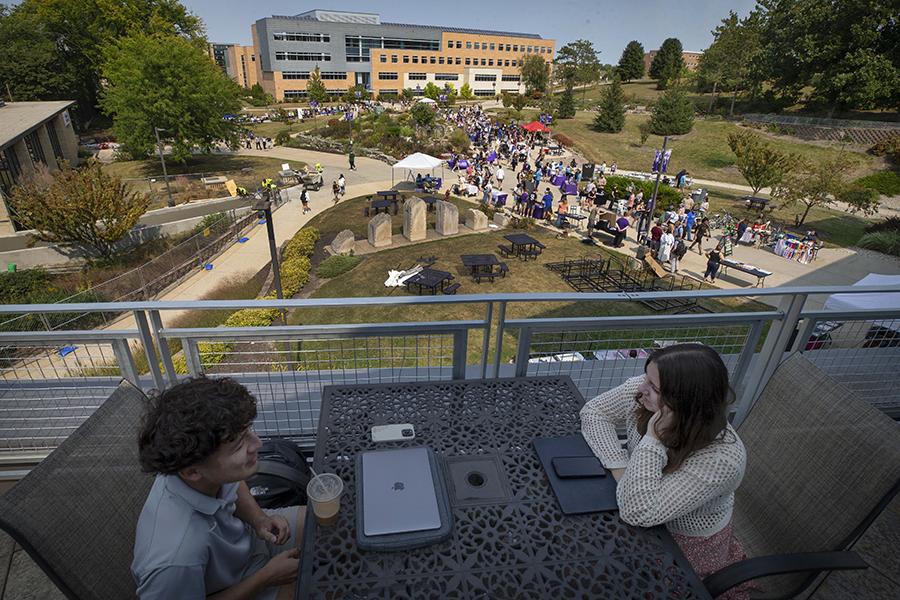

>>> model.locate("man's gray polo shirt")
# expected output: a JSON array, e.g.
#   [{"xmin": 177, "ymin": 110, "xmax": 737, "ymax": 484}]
[{"xmin": 132, "ymin": 474, "xmax": 262, "ymax": 599}]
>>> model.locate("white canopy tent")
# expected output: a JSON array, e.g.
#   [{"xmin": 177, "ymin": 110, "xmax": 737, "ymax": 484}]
[
  {"xmin": 391, "ymin": 152, "xmax": 444, "ymax": 186},
  {"xmin": 416, "ymin": 97, "xmax": 438, "ymax": 104},
  {"xmin": 824, "ymin": 273, "xmax": 900, "ymax": 332}
]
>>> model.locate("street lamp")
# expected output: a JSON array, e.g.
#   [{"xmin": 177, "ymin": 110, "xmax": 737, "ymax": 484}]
[
  {"xmin": 252, "ymin": 193, "xmax": 284, "ymax": 304},
  {"xmin": 153, "ymin": 127, "xmax": 175, "ymax": 207}
]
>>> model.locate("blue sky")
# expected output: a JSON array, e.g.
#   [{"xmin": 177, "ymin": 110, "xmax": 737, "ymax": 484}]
[{"xmin": 181, "ymin": 0, "xmax": 758, "ymax": 59}]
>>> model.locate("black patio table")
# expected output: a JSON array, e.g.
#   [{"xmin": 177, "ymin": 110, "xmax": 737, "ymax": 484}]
[
  {"xmin": 504, "ymin": 233, "xmax": 546, "ymax": 256},
  {"xmin": 421, "ymin": 195, "xmax": 439, "ymax": 211},
  {"xmin": 295, "ymin": 376, "xmax": 712, "ymax": 600},
  {"xmin": 405, "ymin": 268, "xmax": 453, "ymax": 294},
  {"xmin": 460, "ymin": 253, "xmax": 500, "ymax": 277},
  {"xmin": 370, "ymin": 199, "xmax": 394, "ymax": 214},
  {"xmin": 376, "ymin": 190, "xmax": 400, "ymax": 201}
]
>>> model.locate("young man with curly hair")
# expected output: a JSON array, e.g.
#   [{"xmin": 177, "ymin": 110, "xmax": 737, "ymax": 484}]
[{"xmin": 131, "ymin": 377, "xmax": 305, "ymax": 600}]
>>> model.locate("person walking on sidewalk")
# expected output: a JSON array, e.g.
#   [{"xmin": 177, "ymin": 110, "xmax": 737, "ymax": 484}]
[
  {"xmin": 348, "ymin": 147, "xmax": 356, "ymax": 171},
  {"xmin": 704, "ymin": 244, "xmax": 723, "ymax": 283},
  {"xmin": 338, "ymin": 174, "xmax": 346, "ymax": 197},
  {"xmin": 689, "ymin": 217, "xmax": 710, "ymax": 254},
  {"xmin": 300, "ymin": 187, "xmax": 311, "ymax": 214},
  {"xmin": 332, "ymin": 180, "xmax": 340, "ymax": 204}
]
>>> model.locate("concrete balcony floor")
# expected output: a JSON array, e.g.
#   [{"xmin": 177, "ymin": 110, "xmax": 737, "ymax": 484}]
[{"xmin": 1, "ymin": 494, "xmax": 897, "ymax": 599}]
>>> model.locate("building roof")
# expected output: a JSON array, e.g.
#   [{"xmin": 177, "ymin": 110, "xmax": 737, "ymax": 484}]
[
  {"xmin": 268, "ymin": 10, "xmax": 546, "ymax": 40},
  {"xmin": 0, "ymin": 101, "xmax": 75, "ymax": 149}
]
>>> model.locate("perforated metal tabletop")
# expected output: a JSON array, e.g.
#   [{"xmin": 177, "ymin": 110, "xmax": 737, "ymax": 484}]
[{"xmin": 296, "ymin": 376, "xmax": 711, "ymax": 600}]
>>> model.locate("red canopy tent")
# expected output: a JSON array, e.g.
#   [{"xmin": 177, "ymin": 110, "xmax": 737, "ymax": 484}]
[{"xmin": 522, "ymin": 121, "xmax": 550, "ymax": 132}]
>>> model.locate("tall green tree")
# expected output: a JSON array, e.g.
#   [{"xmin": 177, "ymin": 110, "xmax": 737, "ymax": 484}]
[
  {"xmin": 555, "ymin": 39, "xmax": 601, "ymax": 102},
  {"xmin": 422, "ymin": 82, "xmax": 442, "ymax": 100},
  {"xmin": 306, "ymin": 67, "xmax": 329, "ymax": 104},
  {"xmin": 100, "ymin": 32, "xmax": 242, "ymax": 163},
  {"xmin": 593, "ymin": 77, "xmax": 626, "ymax": 132},
  {"xmin": 757, "ymin": 0, "xmax": 900, "ymax": 114},
  {"xmin": 410, "ymin": 102, "xmax": 435, "ymax": 128},
  {"xmin": 0, "ymin": 5, "xmax": 76, "ymax": 102},
  {"xmin": 727, "ymin": 130, "xmax": 795, "ymax": 197},
  {"xmin": 773, "ymin": 154, "xmax": 880, "ymax": 224},
  {"xmin": 458, "ymin": 83, "xmax": 474, "ymax": 100},
  {"xmin": 648, "ymin": 87, "xmax": 694, "ymax": 135},
  {"xmin": 7, "ymin": 160, "xmax": 151, "ymax": 259},
  {"xmin": 556, "ymin": 86, "xmax": 576, "ymax": 119},
  {"xmin": 698, "ymin": 11, "xmax": 763, "ymax": 115},
  {"xmin": 649, "ymin": 38, "xmax": 684, "ymax": 90},
  {"xmin": 520, "ymin": 54, "xmax": 550, "ymax": 94},
  {"xmin": 0, "ymin": 0, "xmax": 204, "ymax": 126},
  {"xmin": 616, "ymin": 40, "xmax": 646, "ymax": 82}
]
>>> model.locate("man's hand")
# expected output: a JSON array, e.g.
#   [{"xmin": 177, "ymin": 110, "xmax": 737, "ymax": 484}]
[
  {"xmin": 261, "ymin": 548, "xmax": 300, "ymax": 587},
  {"xmin": 253, "ymin": 513, "xmax": 291, "ymax": 545}
]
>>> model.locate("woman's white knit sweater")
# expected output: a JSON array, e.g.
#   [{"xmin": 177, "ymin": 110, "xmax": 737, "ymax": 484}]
[{"xmin": 580, "ymin": 376, "xmax": 746, "ymax": 537}]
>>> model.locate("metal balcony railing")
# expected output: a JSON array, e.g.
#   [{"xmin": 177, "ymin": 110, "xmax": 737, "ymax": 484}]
[{"xmin": 1, "ymin": 285, "xmax": 898, "ymax": 454}]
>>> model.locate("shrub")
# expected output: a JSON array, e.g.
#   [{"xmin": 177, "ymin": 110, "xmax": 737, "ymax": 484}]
[
  {"xmin": 854, "ymin": 171, "xmax": 900, "ymax": 197},
  {"xmin": 449, "ymin": 128, "xmax": 471, "ymax": 153},
  {"xmin": 868, "ymin": 134, "xmax": 900, "ymax": 164},
  {"xmin": 316, "ymin": 255, "xmax": 362, "ymax": 278},
  {"xmin": 224, "ymin": 307, "xmax": 282, "ymax": 328},
  {"xmin": 275, "ymin": 129, "xmax": 291, "ymax": 146},
  {"xmin": 280, "ymin": 256, "xmax": 311, "ymax": 297},
  {"xmin": 857, "ymin": 231, "xmax": 900, "ymax": 256},
  {"xmin": 282, "ymin": 227, "xmax": 320, "ymax": 262},
  {"xmin": 865, "ymin": 216, "xmax": 900, "ymax": 234},
  {"xmin": 327, "ymin": 118, "xmax": 340, "ymax": 128},
  {"xmin": 552, "ymin": 133, "xmax": 574, "ymax": 147}
]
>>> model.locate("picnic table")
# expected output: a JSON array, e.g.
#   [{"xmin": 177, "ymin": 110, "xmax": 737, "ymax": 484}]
[
  {"xmin": 421, "ymin": 195, "xmax": 439, "ymax": 211},
  {"xmin": 404, "ymin": 268, "xmax": 453, "ymax": 294},
  {"xmin": 742, "ymin": 196, "xmax": 770, "ymax": 211},
  {"xmin": 460, "ymin": 254, "xmax": 501, "ymax": 282},
  {"xmin": 719, "ymin": 258, "xmax": 773, "ymax": 287},
  {"xmin": 376, "ymin": 190, "xmax": 400, "ymax": 202},
  {"xmin": 503, "ymin": 233, "xmax": 546, "ymax": 259},
  {"xmin": 295, "ymin": 376, "xmax": 712, "ymax": 600},
  {"xmin": 369, "ymin": 199, "xmax": 395, "ymax": 215}
]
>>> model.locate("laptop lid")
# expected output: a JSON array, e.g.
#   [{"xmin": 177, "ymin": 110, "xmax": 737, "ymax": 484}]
[{"xmin": 361, "ymin": 447, "xmax": 442, "ymax": 536}]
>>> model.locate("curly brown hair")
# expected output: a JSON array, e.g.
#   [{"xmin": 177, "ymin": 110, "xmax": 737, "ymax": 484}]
[{"xmin": 138, "ymin": 377, "xmax": 257, "ymax": 474}]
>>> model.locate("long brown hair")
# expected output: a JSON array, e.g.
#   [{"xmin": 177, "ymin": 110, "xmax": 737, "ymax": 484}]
[{"xmin": 635, "ymin": 344, "xmax": 735, "ymax": 473}]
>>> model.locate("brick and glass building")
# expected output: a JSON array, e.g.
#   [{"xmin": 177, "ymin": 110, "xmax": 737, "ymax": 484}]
[
  {"xmin": 643, "ymin": 49, "xmax": 703, "ymax": 75},
  {"xmin": 251, "ymin": 9, "xmax": 554, "ymax": 101},
  {"xmin": 209, "ymin": 43, "xmax": 260, "ymax": 89},
  {"xmin": 0, "ymin": 101, "xmax": 79, "ymax": 235}
]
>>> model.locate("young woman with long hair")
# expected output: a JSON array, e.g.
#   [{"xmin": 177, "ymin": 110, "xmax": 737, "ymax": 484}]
[{"xmin": 580, "ymin": 344, "xmax": 752, "ymax": 599}]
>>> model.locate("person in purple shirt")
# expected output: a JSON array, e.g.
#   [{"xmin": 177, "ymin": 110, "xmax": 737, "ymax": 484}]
[
  {"xmin": 613, "ymin": 213, "xmax": 631, "ymax": 248},
  {"xmin": 542, "ymin": 189, "xmax": 554, "ymax": 222}
]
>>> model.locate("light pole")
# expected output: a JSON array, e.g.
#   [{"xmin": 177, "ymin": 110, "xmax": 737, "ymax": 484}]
[
  {"xmin": 154, "ymin": 127, "xmax": 175, "ymax": 207},
  {"xmin": 252, "ymin": 192, "xmax": 286, "ymax": 325}
]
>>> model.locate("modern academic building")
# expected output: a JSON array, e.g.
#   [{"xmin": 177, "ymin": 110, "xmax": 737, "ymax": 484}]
[
  {"xmin": 208, "ymin": 43, "xmax": 260, "ymax": 89},
  {"xmin": 251, "ymin": 9, "xmax": 554, "ymax": 101}
]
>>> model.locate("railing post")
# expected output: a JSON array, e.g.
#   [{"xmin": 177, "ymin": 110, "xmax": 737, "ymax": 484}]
[
  {"xmin": 134, "ymin": 310, "xmax": 165, "ymax": 390},
  {"xmin": 451, "ymin": 330, "xmax": 467, "ymax": 380},
  {"xmin": 183, "ymin": 338, "xmax": 203, "ymax": 377},
  {"xmin": 491, "ymin": 301, "xmax": 507, "ymax": 378},
  {"xmin": 733, "ymin": 293, "xmax": 807, "ymax": 427},
  {"xmin": 111, "ymin": 338, "xmax": 140, "ymax": 387},
  {"xmin": 791, "ymin": 317, "xmax": 818, "ymax": 353},
  {"xmin": 480, "ymin": 302, "xmax": 493, "ymax": 379},
  {"xmin": 149, "ymin": 309, "xmax": 177, "ymax": 386},
  {"xmin": 515, "ymin": 327, "xmax": 532, "ymax": 377},
  {"xmin": 731, "ymin": 319, "xmax": 765, "ymax": 401}
]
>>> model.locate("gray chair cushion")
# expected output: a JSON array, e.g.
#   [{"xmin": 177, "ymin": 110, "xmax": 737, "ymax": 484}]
[
  {"xmin": 0, "ymin": 380, "xmax": 153, "ymax": 600},
  {"xmin": 734, "ymin": 353, "xmax": 900, "ymax": 599}
]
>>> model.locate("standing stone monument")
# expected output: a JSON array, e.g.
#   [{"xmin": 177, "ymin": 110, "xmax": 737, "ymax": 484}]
[
  {"xmin": 330, "ymin": 229, "xmax": 356, "ymax": 254},
  {"xmin": 435, "ymin": 200, "xmax": 459, "ymax": 236},
  {"xmin": 466, "ymin": 208, "xmax": 488, "ymax": 231},
  {"xmin": 493, "ymin": 212, "xmax": 511, "ymax": 228},
  {"xmin": 403, "ymin": 197, "xmax": 426, "ymax": 242},
  {"xmin": 368, "ymin": 213, "xmax": 393, "ymax": 248}
]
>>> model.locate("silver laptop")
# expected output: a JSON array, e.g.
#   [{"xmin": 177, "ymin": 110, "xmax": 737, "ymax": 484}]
[{"xmin": 361, "ymin": 447, "xmax": 442, "ymax": 536}]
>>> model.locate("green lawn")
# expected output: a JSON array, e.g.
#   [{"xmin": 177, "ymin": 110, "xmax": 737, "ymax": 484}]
[
  {"xmin": 102, "ymin": 155, "xmax": 300, "ymax": 209},
  {"xmin": 548, "ymin": 111, "xmax": 880, "ymax": 187},
  {"xmin": 569, "ymin": 80, "xmax": 709, "ymax": 110}
]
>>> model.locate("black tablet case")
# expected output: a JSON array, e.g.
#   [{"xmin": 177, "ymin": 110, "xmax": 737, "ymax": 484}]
[
  {"xmin": 533, "ymin": 435, "xmax": 619, "ymax": 514},
  {"xmin": 355, "ymin": 446, "xmax": 453, "ymax": 552}
]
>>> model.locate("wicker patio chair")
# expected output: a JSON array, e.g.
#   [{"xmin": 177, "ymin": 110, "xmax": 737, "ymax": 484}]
[
  {"xmin": 704, "ymin": 353, "xmax": 900, "ymax": 599},
  {"xmin": 0, "ymin": 380, "xmax": 153, "ymax": 600}
]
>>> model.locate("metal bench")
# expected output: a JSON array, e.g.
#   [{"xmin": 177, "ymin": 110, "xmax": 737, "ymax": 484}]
[
  {"xmin": 497, "ymin": 244, "xmax": 514, "ymax": 258},
  {"xmin": 442, "ymin": 282, "xmax": 461, "ymax": 295}
]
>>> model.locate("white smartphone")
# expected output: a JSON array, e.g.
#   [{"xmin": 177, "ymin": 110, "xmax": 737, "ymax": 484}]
[{"xmin": 371, "ymin": 423, "xmax": 416, "ymax": 443}]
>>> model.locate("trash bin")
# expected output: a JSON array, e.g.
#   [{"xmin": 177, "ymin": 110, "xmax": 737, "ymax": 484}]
[{"xmin": 6, "ymin": 263, "xmax": 15, "ymax": 273}]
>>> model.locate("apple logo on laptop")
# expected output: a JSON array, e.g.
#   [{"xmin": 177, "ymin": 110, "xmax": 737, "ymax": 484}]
[{"xmin": 392, "ymin": 481, "xmax": 405, "ymax": 491}]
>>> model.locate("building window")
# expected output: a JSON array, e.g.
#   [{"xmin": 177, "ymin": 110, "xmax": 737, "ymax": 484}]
[
  {"xmin": 501, "ymin": 74, "xmax": 520, "ymax": 82},
  {"xmin": 490, "ymin": 43, "xmax": 495, "ymax": 50},
  {"xmin": 513, "ymin": 45, "xmax": 518, "ymax": 52},
  {"xmin": 474, "ymin": 42, "xmax": 480, "ymax": 50},
  {"xmin": 466, "ymin": 42, "xmax": 472, "ymax": 49},
  {"xmin": 378, "ymin": 72, "xmax": 399, "ymax": 80},
  {"xmin": 412, "ymin": 56, "xmax": 418, "ymax": 63},
  {"xmin": 273, "ymin": 32, "xmax": 329, "ymax": 42},
  {"xmin": 282, "ymin": 71, "xmax": 310, "ymax": 80},
  {"xmin": 504, "ymin": 59, "xmax": 510, "ymax": 66},
  {"xmin": 23, "ymin": 131, "xmax": 46, "ymax": 165},
  {"xmin": 438, "ymin": 57, "xmax": 444, "ymax": 64},
  {"xmin": 540, "ymin": 47, "xmax": 545, "ymax": 54},
  {"xmin": 403, "ymin": 55, "xmax": 409, "ymax": 63},
  {"xmin": 465, "ymin": 58, "xmax": 470, "ymax": 65},
  {"xmin": 429, "ymin": 56, "xmax": 436, "ymax": 64},
  {"xmin": 283, "ymin": 90, "xmax": 309, "ymax": 99},
  {"xmin": 447, "ymin": 40, "xmax": 453, "ymax": 48},
  {"xmin": 421, "ymin": 56, "xmax": 427, "ymax": 63},
  {"xmin": 321, "ymin": 71, "xmax": 346, "ymax": 80},
  {"xmin": 408, "ymin": 73, "xmax": 427, "ymax": 80},
  {"xmin": 488, "ymin": 59, "xmax": 493, "ymax": 66},
  {"xmin": 528, "ymin": 46, "xmax": 533, "ymax": 53},
  {"xmin": 480, "ymin": 58, "xmax": 486, "ymax": 65},
  {"xmin": 392, "ymin": 55, "xmax": 398, "ymax": 63},
  {"xmin": 505, "ymin": 44, "xmax": 511, "ymax": 51},
  {"xmin": 275, "ymin": 51, "xmax": 331, "ymax": 61},
  {"xmin": 474, "ymin": 74, "xmax": 496, "ymax": 82},
  {"xmin": 0, "ymin": 147, "xmax": 22, "ymax": 196},
  {"xmin": 434, "ymin": 73, "xmax": 459, "ymax": 81},
  {"xmin": 474, "ymin": 89, "xmax": 496, "ymax": 96},
  {"xmin": 380, "ymin": 55, "xmax": 387, "ymax": 63},
  {"xmin": 46, "ymin": 124, "xmax": 64, "ymax": 161},
  {"xmin": 455, "ymin": 57, "xmax": 461, "ymax": 65},
  {"xmin": 455, "ymin": 41, "xmax": 461, "ymax": 48}
]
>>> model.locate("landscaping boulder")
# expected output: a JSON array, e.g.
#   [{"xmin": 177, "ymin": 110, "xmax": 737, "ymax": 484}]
[
  {"xmin": 493, "ymin": 212, "xmax": 511, "ymax": 228},
  {"xmin": 403, "ymin": 197, "xmax": 426, "ymax": 242},
  {"xmin": 368, "ymin": 213, "xmax": 392, "ymax": 248},
  {"xmin": 466, "ymin": 208, "xmax": 488, "ymax": 231},
  {"xmin": 330, "ymin": 229, "xmax": 356, "ymax": 255},
  {"xmin": 435, "ymin": 201, "xmax": 459, "ymax": 236}
]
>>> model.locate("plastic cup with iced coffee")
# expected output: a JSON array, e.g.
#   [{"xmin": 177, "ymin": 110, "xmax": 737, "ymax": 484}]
[{"xmin": 307, "ymin": 473, "xmax": 344, "ymax": 526}]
